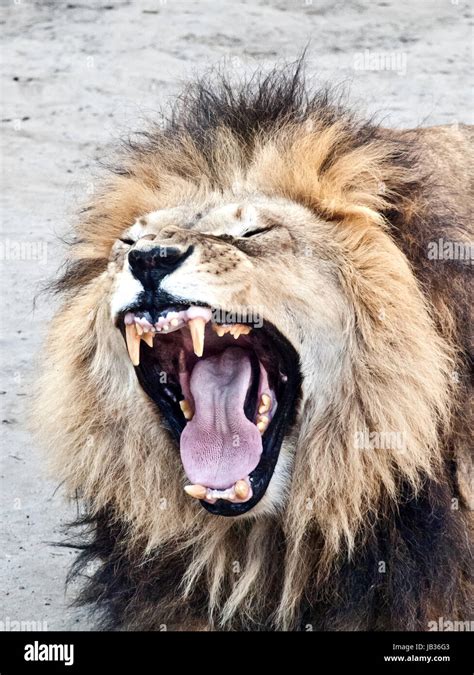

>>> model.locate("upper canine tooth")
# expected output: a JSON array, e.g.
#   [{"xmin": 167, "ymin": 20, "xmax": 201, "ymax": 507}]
[
  {"xmin": 141, "ymin": 332, "xmax": 154, "ymax": 348},
  {"xmin": 188, "ymin": 317, "xmax": 206, "ymax": 357},
  {"xmin": 184, "ymin": 484, "xmax": 207, "ymax": 500},
  {"xmin": 234, "ymin": 480, "xmax": 250, "ymax": 500},
  {"xmin": 135, "ymin": 322, "xmax": 143, "ymax": 336},
  {"xmin": 125, "ymin": 323, "xmax": 141, "ymax": 366}
]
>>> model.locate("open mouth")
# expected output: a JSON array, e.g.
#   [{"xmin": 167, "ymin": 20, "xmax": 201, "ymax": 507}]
[{"xmin": 118, "ymin": 297, "xmax": 301, "ymax": 516}]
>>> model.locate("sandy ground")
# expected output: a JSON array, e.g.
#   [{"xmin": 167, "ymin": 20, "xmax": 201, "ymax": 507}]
[{"xmin": 0, "ymin": 0, "xmax": 472, "ymax": 631}]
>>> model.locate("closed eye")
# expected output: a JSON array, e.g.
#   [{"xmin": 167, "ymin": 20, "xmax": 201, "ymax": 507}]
[
  {"xmin": 119, "ymin": 238, "xmax": 135, "ymax": 246},
  {"xmin": 241, "ymin": 227, "xmax": 270, "ymax": 238}
]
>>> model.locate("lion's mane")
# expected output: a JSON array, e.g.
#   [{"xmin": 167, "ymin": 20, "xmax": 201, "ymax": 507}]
[{"xmin": 33, "ymin": 64, "xmax": 473, "ymax": 630}]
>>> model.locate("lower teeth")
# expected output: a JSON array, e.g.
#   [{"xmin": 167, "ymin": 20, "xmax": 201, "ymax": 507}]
[{"xmin": 184, "ymin": 478, "xmax": 251, "ymax": 503}]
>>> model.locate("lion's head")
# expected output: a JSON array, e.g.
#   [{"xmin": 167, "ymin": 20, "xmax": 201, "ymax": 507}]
[{"xmin": 33, "ymin": 68, "xmax": 456, "ymax": 628}]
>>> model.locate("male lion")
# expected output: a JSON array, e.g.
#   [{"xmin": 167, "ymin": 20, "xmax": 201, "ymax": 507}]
[{"xmin": 34, "ymin": 66, "xmax": 473, "ymax": 631}]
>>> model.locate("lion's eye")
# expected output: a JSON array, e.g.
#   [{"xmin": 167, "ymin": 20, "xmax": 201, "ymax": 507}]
[
  {"xmin": 119, "ymin": 238, "xmax": 135, "ymax": 246},
  {"xmin": 241, "ymin": 227, "xmax": 270, "ymax": 238}
]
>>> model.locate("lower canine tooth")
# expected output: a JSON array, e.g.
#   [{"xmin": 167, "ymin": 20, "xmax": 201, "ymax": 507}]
[
  {"xmin": 188, "ymin": 317, "xmax": 206, "ymax": 357},
  {"xmin": 125, "ymin": 323, "xmax": 141, "ymax": 366},
  {"xmin": 184, "ymin": 484, "xmax": 207, "ymax": 500},
  {"xmin": 234, "ymin": 480, "xmax": 249, "ymax": 500},
  {"xmin": 179, "ymin": 399, "xmax": 194, "ymax": 420}
]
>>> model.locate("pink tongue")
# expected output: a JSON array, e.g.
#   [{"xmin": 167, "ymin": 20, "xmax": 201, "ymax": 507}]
[{"xmin": 180, "ymin": 347, "xmax": 262, "ymax": 489}]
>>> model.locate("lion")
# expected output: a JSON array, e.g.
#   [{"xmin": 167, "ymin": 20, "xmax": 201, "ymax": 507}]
[{"xmin": 33, "ymin": 65, "xmax": 473, "ymax": 631}]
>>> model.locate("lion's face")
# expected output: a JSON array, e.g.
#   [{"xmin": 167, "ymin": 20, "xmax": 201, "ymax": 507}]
[{"xmin": 108, "ymin": 195, "xmax": 349, "ymax": 516}]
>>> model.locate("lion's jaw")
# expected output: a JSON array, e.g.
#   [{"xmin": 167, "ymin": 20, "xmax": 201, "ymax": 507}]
[{"xmin": 108, "ymin": 197, "xmax": 349, "ymax": 517}]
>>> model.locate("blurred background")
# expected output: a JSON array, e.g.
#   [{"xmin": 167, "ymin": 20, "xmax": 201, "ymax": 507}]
[{"xmin": 1, "ymin": 0, "xmax": 472, "ymax": 630}]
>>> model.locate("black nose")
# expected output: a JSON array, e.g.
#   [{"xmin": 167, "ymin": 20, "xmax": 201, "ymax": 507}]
[{"xmin": 128, "ymin": 245, "xmax": 193, "ymax": 279}]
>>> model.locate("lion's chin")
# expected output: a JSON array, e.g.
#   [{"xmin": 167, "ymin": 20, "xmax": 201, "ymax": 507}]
[{"xmin": 117, "ymin": 296, "xmax": 302, "ymax": 516}]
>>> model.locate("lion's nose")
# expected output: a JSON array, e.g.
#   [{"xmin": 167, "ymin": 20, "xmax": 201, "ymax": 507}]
[{"xmin": 128, "ymin": 245, "xmax": 193, "ymax": 278}]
